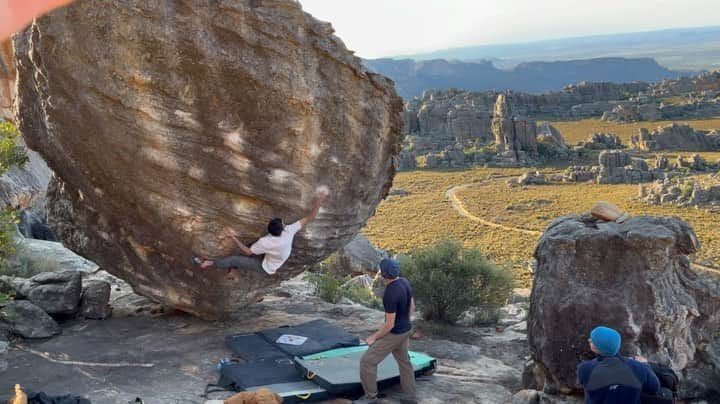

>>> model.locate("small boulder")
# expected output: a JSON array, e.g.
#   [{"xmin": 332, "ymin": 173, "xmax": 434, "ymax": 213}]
[
  {"xmin": 511, "ymin": 389, "xmax": 540, "ymax": 404},
  {"xmin": 80, "ymin": 280, "xmax": 112, "ymax": 320},
  {"xmin": 337, "ymin": 234, "xmax": 385, "ymax": 276},
  {"xmin": 18, "ymin": 271, "xmax": 82, "ymax": 315},
  {"xmin": 0, "ymin": 300, "xmax": 60, "ymax": 338}
]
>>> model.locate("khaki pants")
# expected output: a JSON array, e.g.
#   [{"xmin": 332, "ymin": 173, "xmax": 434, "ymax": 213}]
[{"xmin": 360, "ymin": 329, "xmax": 416, "ymax": 399}]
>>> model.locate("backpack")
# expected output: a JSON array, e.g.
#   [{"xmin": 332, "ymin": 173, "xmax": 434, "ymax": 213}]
[
  {"xmin": 649, "ymin": 362, "xmax": 679, "ymax": 392},
  {"xmin": 640, "ymin": 363, "xmax": 679, "ymax": 404}
]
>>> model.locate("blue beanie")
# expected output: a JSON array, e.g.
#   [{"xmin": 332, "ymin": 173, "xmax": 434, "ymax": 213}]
[
  {"xmin": 379, "ymin": 258, "xmax": 400, "ymax": 278},
  {"xmin": 590, "ymin": 326, "xmax": 621, "ymax": 356}
]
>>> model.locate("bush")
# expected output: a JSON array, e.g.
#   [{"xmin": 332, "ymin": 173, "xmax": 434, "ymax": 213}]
[
  {"xmin": 0, "ymin": 122, "xmax": 27, "ymax": 271},
  {"xmin": 0, "ymin": 122, "xmax": 28, "ymax": 172},
  {"xmin": 343, "ymin": 282, "xmax": 383, "ymax": 310},
  {"xmin": 308, "ymin": 270, "xmax": 345, "ymax": 304},
  {"xmin": 0, "ymin": 291, "xmax": 13, "ymax": 305},
  {"xmin": 681, "ymin": 181, "xmax": 695, "ymax": 199},
  {"xmin": 308, "ymin": 253, "xmax": 382, "ymax": 308},
  {"xmin": 400, "ymin": 239, "xmax": 513, "ymax": 324}
]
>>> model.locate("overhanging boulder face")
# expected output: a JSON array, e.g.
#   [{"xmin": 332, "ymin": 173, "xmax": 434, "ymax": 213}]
[
  {"xmin": 529, "ymin": 214, "xmax": 720, "ymax": 400},
  {"xmin": 14, "ymin": 0, "xmax": 403, "ymax": 318}
]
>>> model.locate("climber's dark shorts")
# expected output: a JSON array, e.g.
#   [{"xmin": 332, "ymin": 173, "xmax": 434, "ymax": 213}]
[{"xmin": 214, "ymin": 254, "xmax": 266, "ymax": 274}]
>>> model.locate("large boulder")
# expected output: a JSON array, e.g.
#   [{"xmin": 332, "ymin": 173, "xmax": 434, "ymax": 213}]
[
  {"xmin": 16, "ymin": 271, "xmax": 82, "ymax": 315},
  {"xmin": 529, "ymin": 214, "xmax": 720, "ymax": 400},
  {"xmin": 0, "ymin": 300, "xmax": 61, "ymax": 338},
  {"xmin": 14, "ymin": 0, "xmax": 402, "ymax": 318}
]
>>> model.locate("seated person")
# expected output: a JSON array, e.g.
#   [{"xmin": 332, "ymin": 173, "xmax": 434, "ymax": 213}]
[{"xmin": 577, "ymin": 326, "xmax": 660, "ymax": 404}]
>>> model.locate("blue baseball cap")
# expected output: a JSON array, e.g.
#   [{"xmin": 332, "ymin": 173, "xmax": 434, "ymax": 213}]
[
  {"xmin": 590, "ymin": 326, "xmax": 621, "ymax": 356},
  {"xmin": 379, "ymin": 258, "xmax": 400, "ymax": 278}
]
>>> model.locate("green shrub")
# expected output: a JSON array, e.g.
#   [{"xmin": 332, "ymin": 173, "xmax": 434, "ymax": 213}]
[
  {"xmin": 681, "ymin": 181, "xmax": 695, "ymax": 199},
  {"xmin": 0, "ymin": 122, "xmax": 28, "ymax": 272},
  {"xmin": 343, "ymin": 282, "xmax": 383, "ymax": 310},
  {"xmin": 0, "ymin": 122, "xmax": 28, "ymax": 172},
  {"xmin": 307, "ymin": 270, "xmax": 345, "ymax": 304},
  {"xmin": 400, "ymin": 239, "xmax": 513, "ymax": 324},
  {"xmin": 0, "ymin": 291, "xmax": 14, "ymax": 305},
  {"xmin": 308, "ymin": 253, "xmax": 382, "ymax": 309},
  {"xmin": 0, "ymin": 209, "xmax": 18, "ymax": 271}
]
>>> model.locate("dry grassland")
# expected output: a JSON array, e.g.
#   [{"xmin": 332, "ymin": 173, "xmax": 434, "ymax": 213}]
[
  {"xmin": 364, "ymin": 168, "xmax": 720, "ymax": 287},
  {"xmin": 551, "ymin": 117, "xmax": 720, "ymax": 144}
]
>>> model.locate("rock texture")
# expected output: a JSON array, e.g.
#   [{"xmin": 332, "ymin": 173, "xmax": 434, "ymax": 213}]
[
  {"xmin": 631, "ymin": 123, "xmax": 720, "ymax": 151},
  {"xmin": 80, "ymin": 280, "xmax": 112, "ymax": 320},
  {"xmin": 0, "ymin": 300, "xmax": 61, "ymax": 339},
  {"xmin": 336, "ymin": 234, "xmax": 385, "ymax": 276},
  {"xmin": 15, "ymin": 271, "xmax": 82, "ymax": 315},
  {"xmin": 0, "ymin": 39, "xmax": 13, "ymax": 121},
  {"xmin": 14, "ymin": 0, "xmax": 402, "ymax": 318},
  {"xmin": 529, "ymin": 214, "xmax": 720, "ymax": 401}
]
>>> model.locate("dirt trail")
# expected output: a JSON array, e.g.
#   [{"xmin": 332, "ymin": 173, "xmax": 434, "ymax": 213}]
[
  {"xmin": 446, "ymin": 180, "xmax": 720, "ymax": 275},
  {"xmin": 445, "ymin": 182, "xmax": 542, "ymax": 237}
]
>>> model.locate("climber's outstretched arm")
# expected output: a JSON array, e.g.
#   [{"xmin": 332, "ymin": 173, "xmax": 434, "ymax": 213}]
[
  {"xmin": 299, "ymin": 191, "xmax": 328, "ymax": 227},
  {"xmin": 223, "ymin": 227, "xmax": 253, "ymax": 256}
]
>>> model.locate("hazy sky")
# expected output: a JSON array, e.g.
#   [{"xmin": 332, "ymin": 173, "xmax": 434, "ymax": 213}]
[{"xmin": 299, "ymin": 0, "xmax": 720, "ymax": 58}]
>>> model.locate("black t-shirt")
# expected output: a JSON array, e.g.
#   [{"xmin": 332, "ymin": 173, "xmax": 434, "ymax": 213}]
[{"xmin": 383, "ymin": 277, "xmax": 413, "ymax": 334}]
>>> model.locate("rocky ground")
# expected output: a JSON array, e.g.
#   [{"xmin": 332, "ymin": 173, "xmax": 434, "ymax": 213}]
[{"xmin": 0, "ymin": 274, "xmax": 531, "ymax": 404}]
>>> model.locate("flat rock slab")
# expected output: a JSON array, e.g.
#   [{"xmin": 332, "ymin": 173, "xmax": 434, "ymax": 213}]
[{"xmin": 1, "ymin": 282, "xmax": 526, "ymax": 403}]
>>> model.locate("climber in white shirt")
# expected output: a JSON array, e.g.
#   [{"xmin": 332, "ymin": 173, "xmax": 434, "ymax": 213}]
[{"xmin": 193, "ymin": 190, "xmax": 327, "ymax": 275}]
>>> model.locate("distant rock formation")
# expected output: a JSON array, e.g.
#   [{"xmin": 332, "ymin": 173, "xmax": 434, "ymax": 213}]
[
  {"xmin": 402, "ymin": 83, "xmax": 649, "ymax": 145},
  {"xmin": 652, "ymin": 70, "xmax": 720, "ymax": 96},
  {"xmin": 631, "ymin": 123, "xmax": 720, "ymax": 151},
  {"xmin": 14, "ymin": 0, "xmax": 402, "ymax": 318},
  {"xmin": 562, "ymin": 150, "xmax": 671, "ymax": 184},
  {"xmin": 583, "ymin": 133, "xmax": 624, "ymax": 150},
  {"xmin": 492, "ymin": 95, "xmax": 538, "ymax": 166},
  {"xmin": 364, "ymin": 57, "xmax": 667, "ymax": 98},
  {"xmin": 601, "ymin": 102, "xmax": 662, "ymax": 122},
  {"xmin": 530, "ymin": 214, "xmax": 720, "ymax": 400},
  {"xmin": 0, "ymin": 39, "xmax": 13, "ymax": 121},
  {"xmin": 640, "ymin": 176, "xmax": 720, "ymax": 207},
  {"xmin": 395, "ymin": 150, "xmax": 417, "ymax": 171},
  {"xmin": 536, "ymin": 123, "xmax": 566, "ymax": 148},
  {"xmin": 597, "ymin": 150, "xmax": 655, "ymax": 184}
]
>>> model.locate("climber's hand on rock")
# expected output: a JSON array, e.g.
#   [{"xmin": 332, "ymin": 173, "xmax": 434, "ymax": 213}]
[
  {"xmin": 315, "ymin": 186, "xmax": 329, "ymax": 200},
  {"xmin": 222, "ymin": 227, "xmax": 237, "ymax": 238},
  {"xmin": 634, "ymin": 355, "xmax": 648, "ymax": 363}
]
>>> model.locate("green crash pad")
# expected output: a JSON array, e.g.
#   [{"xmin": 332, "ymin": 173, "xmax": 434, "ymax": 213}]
[{"xmin": 295, "ymin": 345, "xmax": 436, "ymax": 394}]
